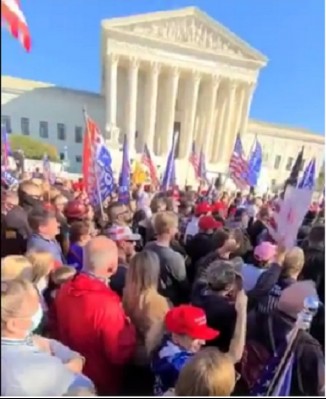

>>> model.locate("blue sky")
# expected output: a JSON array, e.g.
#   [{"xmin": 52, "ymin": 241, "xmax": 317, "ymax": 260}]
[{"xmin": 1, "ymin": 0, "xmax": 325, "ymax": 134}]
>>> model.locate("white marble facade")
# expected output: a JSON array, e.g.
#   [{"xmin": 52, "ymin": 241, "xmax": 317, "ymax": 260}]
[{"xmin": 101, "ymin": 7, "xmax": 267, "ymax": 181}]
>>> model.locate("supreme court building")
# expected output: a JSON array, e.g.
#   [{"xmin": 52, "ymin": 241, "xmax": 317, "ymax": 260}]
[{"xmin": 2, "ymin": 8, "xmax": 324, "ymax": 188}]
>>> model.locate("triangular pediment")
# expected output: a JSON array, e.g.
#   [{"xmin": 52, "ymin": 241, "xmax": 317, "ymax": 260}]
[{"xmin": 102, "ymin": 8, "xmax": 267, "ymax": 64}]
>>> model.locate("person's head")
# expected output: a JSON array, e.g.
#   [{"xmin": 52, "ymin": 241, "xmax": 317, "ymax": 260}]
[
  {"xmin": 1, "ymin": 279, "xmax": 43, "ymax": 339},
  {"xmin": 3, "ymin": 191, "xmax": 19, "ymax": 208},
  {"xmin": 253, "ymin": 241, "xmax": 277, "ymax": 268},
  {"xmin": 28, "ymin": 208, "xmax": 59, "ymax": 238},
  {"xmin": 52, "ymin": 194, "xmax": 68, "ymax": 214},
  {"xmin": 18, "ymin": 181, "xmax": 43, "ymax": 204},
  {"xmin": 123, "ymin": 250, "xmax": 160, "ymax": 310},
  {"xmin": 69, "ymin": 221, "xmax": 91, "ymax": 246},
  {"xmin": 233, "ymin": 208, "xmax": 249, "ymax": 228},
  {"xmin": 1, "ymin": 256, "xmax": 33, "ymax": 282},
  {"xmin": 153, "ymin": 211, "xmax": 179, "ymax": 240},
  {"xmin": 214, "ymin": 229, "xmax": 238, "ymax": 258},
  {"xmin": 107, "ymin": 202, "xmax": 132, "ymax": 225},
  {"xmin": 308, "ymin": 224, "xmax": 324, "ymax": 251},
  {"xmin": 194, "ymin": 202, "xmax": 211, "ymax": 218},
  {"xmin": 221, "ymin": 192, "xmax": 228, "ymax": 203},
  {"xmin": 257, "ymin": 206, "xmax": 270, "ymax": 223},
  {"xmin": 165, "ymin": 305, "xmax": 220, "ymax": 353},
  {"xmin": 175, "ymin": 348, "xmax": 236, "ymax": 396},
  {"xmin": 179, "ymin": 200, "xmax": 193, "ymax": 217},
  {"xmin": 150, "ymin": 196, "xmax": 167, "ymax": 214},
  {"xmin": 51, "ymin": 266, "xmax": 77, "ymax": 287},
  {"xmin": 26, "ymin": 250, "xmax": 54, "ymax": 291},
  {"xmin": 281, "ymin": 247, "xmax": 305, "ymax": 280},
  {"xmin": 206, "ymin": 260, "xmax": 240, "ymax": 297},
  {"xmin": 107, "ymin": 226, "xmax": 140, "ymax": 259},
  {"xmin": 278, "ymin": 280, "xmax": 317, "ymax": 319},
  {"xmin": 64, "ymin": 199, "xmax": 89, "ymax": 222},
  {"xmin": 198, "ymin": 215, "xmax": 223, "ymax": 235},
  {"xmin": 83, "ymin": 236, "xmax": 118, "ymax": 279}
]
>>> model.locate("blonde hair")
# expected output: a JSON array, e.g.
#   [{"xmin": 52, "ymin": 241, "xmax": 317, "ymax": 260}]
[
  {"xmin": 26, "ymin": 251, "xmax": 54, "ymax": 284},
  {"xmin": 1, "ymin": 256, "xmax": 33, "ymax": 282},
  {"xmin": 123, "ymin": 251, "xmax": 169, "ymax": 354},
  {"xmin": 51, "ymin": 266, "xmax": 76, "ymax": 286},
  {"xmin": 153, "ymin": 211, "xmax": 178, "ymax": 235},
  {"xmin": 282, "ymin": 247, "xmax": 305, "ymax": 278},
  {"xmin": 175, "ymin": 348, "xmax": 236, "ymax": 396},
  {"xmin": 123, "ymin": 251, "xmax": 161, "ymax": 314},
  {"xmin": 1, "ymin": 279, "xmax": 36, "ymax": 330}
]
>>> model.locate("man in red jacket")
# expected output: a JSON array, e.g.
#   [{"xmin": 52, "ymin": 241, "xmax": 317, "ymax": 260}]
[{"xmin": 53, "ymin": 236, "xmax": 136, "ymax": 395}]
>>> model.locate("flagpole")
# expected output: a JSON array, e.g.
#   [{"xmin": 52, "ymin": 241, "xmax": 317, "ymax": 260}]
[{"xmin": 82, "ymin": 106, "xmax": 105, "ymax": 220}]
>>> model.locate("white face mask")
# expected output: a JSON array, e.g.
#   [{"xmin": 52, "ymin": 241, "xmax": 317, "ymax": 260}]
[{"xmin": 36, "ymin": 278, "xmax": 48, "ymax": 294}]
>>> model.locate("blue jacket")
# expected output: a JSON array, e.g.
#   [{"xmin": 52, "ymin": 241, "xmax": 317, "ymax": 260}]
[{"xmin": 151, "ymin": 336, "xmax": 193, "ymax": 396}]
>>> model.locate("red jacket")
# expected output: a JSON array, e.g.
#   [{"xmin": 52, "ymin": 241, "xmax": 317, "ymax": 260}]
[{"xmin": 53, "ymin": 273, "xmax": 136, "ymax": 395}]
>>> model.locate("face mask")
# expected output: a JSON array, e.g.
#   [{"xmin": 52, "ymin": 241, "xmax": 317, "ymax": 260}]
[{"xmin": 30, "ymin": 305, "xmax": 43, "ymax": 333}]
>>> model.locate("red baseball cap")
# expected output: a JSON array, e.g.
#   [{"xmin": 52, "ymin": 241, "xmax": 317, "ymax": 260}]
[
  {"xmin": 165, "ymin": 305, "xmax": 220, "ymax": 341},
  {"xmin": 194, "ymin": 202, "xmax": 211, "ymax": 216},
  {"xmin": 198, "ymin": 215, "xmax": 223, "ymax": 231}
]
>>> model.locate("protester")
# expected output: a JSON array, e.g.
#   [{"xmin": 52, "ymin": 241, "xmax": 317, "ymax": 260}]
[
  {"xmin": 1, "ymin": 279, "xmax": 95, "ymax": 396},
  {"xmin": 1, "ymin": 255, "xmax": 33, "ymax": 281},
  {"xmin": 145, "ymin": 211, "xmax": 189, "ymax": 305},
  {"xmin": 53, "ymin": 236, "xmax": 136, "ymax": 395},
  {"xmin": 184, "ymin": 202, "xmax": 211, "ymax": 244},
  {"xmin": 66, "ymin": 221, "xmax": 91, "ymax": 271}
]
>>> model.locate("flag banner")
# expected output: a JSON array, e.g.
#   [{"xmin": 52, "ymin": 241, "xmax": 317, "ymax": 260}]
[
  {"xmin": 132, "ymin": 160, "xmax": 147, "ymax": 186},
  {"xmin": 189, "ymin": 141, "xmax": 200, "ymax": 179},
  {"xmin": 82, "ymin": 114, "xmax": 114, "ymax": 208},
  {"xmin": 118, "ymin": 134, "xmax": 131, "ymax": 204},
  {"xmin": 161, "ymin": 131, "xmax": 179, "ymax": 191},
  {"xmin": 286, "ymin": 146, "xmax": 304, "ymax": 187},
  {"xmin": 1, "ymin": 169, "xmax": 18, "ymax": 188},
  {"xmin": 1, "ymin": 125, "xmax": 11, "ymax": 169},
  {"xmin": 42, "ymin": 153, "xmax": 55, "ymax": 185},
  {"xmin": 229, "ymin": 134, "xmax": 248, "ymax": 189},
  {"xmin": 141, "ymin": 144, "xmax": 159, "ymax": 186},
  {"xmin": 267, "ymin": 158, "xmax": 316, "ymax": 249},
  {"xmin": 246, "ymin": 138, "xmax": 262, "ymax": 187},
  {"xmin": 1, "ymin": 0, "xmax": 31, "ymax": 51}
]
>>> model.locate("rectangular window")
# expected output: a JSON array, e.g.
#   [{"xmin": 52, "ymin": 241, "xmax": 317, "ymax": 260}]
[
  {"xmin": 59, "ymin": 152, "xmax": 65, "ymax": 161},
  {"xmin": 262, "ymin": 152, "xmax": 269, "ymax": 165},
  {"xmin": 75, "ymin": 126, "xmax": 82, "ymax": 143},
  {"xmin": 1, "ymin": 115, "xmax": 12, "ymax": 133},
  {"xmin": 21, "ymin": 117, "xmax": 30, "ymax": 135},
  {"xmin": 271, "ymin": 179, "xmax": 276, "ymax": 188},
  {"xmin": 57, "ymin": 123, "xmax": 66, "ymax": 141},
  {"xmin": 274, "ymin": 155, "xmax": 282, "ymax": 170},
  {"xmin": 75, "ymin": 155, "xmax": 82, "ymax": 163},
  {"xmin": 39, "ymin": 121, "xmax": 49, "ymax": 138},
  {"xmin": 285, "ymin": 157, "xmax": 294, "ymax": 171}
]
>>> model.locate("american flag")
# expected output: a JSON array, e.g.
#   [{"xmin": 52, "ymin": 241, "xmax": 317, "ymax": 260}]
[
  {"xmin": 141, "ymin": 144, "xmax": 158, "ymax": 186},
  {"xmin": 229, "ymin": 134, "xmax": 248, "ymax": 189},
  {"xmin": 1, "ymin": 0, "xmax": 31, "ymax": 52},
  {"xmin": 189, "ymin": 141, "xmax": 200, "ymax": 179}
]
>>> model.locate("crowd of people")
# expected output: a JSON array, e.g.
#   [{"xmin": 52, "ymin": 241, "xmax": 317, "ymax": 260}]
[{"xmin": 1, "ymin": 174, "xmax": 325, "ymax": 396}]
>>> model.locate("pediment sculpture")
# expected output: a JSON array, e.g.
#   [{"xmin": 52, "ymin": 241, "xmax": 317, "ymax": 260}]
[{"xmin": 123, "ymin": 16, "xmax": 245, "ymax": 57}]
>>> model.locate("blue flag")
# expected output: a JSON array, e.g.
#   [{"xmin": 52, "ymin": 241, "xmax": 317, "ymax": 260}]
[
  {"xmin": 198, "ymin": 149, "xmax": 209, "ymax": 183},
  {"xmin": 161, "ymin": 131, "xmax": 178, "ymax": 191},
  {"xmin": 118, "ymin": 134, "xmax": 131, "ymax": 204},
  {"xmin": 246, "ymin": 138, "xmax": 262, "ymax": 187},
  {"xmin": 298, "ymin": 158, "xmax": 316, "ymax": 190},
  {"xmin": 1, "ymin": 125, "xmax": 11, "ymax": 168}
]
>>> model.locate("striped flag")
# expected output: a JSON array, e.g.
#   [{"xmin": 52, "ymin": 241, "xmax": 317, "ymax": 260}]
[
  {"xmin": 82, "ymin": 113, "xmax": 114, "ymax": 208},
  {"xmin": 198, "ymin": 149, "xmax": 209, "ymax": 183},
  {"xmin": 1, "ymin": 0, "xmax": 31, "ymax": 52},
  {"xmin": 141, "ymin": 144, "xmax": 158, "ymax": 186},
  {"xmin": 229, "ymin": 134, "xmax": 248, "ymax": 189},
  {"xmin": 189, "ymin": 141, "xmax": 200, "ymax": 179},
  {"xmin": 118, "ymin": 134, "xmax": 131, "ymax": 204}
]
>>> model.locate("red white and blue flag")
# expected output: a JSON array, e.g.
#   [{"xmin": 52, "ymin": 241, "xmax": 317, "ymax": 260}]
[
  {"xmin": 141, "ymin": 144, "xmax": 158, "ymax": 186},
  {"xmin": 1, "ymin": 0, "xmax": 31, "ymax": 52},
  {"xmin": 82, "ymin": 114, "xmax": 114, "ymax": 207},
  {"xmin": 229, "ymin": 134, "xmax": 248, "ymax": 189}
]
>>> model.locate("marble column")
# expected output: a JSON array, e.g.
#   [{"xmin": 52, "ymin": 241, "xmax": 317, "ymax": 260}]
[
  {"xmin": 127, "ymin": 57, "xmax": 140, "ymax": 153},
  {"xmin": 145, "ymin": 62, "xmax": 161, "ymax": 153},
  {"xmin": 182, "ymin": 71, "xmax": 201, "ymax": 158},
  {"xmin": 164, "ymin": 66, "xmax": 180, "ymax": 154},
  {"xmin": 218, "ymin": 80, "xmax": 238, "ymax": 162},
  {"xmin": 211, "ymin": 87, "xmax": 227, "ymax": 163},
  {"xmin": 203, "ymin": 75, "xmax": 221, "ymax": 155},
  {"xmin": 233, "ymin": 84, "xmax": 246, "ymax": 135},
  {"xmin": 106, "ymin": 53, "xmax": 119, "ymax": 142},
  {"xmin": 239, "ymin": 82, "xmax": 256, "ymax": 135}
]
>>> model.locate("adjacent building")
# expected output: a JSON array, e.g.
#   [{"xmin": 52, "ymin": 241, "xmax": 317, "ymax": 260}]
[{"xmin": 1, "ymin": 7, "xmax": 324, "ymax": 187}]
